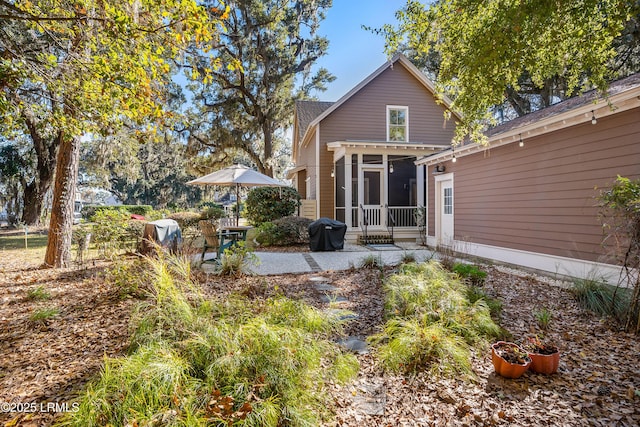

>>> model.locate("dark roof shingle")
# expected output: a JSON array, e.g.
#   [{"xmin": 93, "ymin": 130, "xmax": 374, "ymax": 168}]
[
  {"xmin": 295, "ymin": 100, "xmax": 334, "ymax": 141},
  {"xmin": 488, "ymin": 72, "xmax": 640, "ymax": 136}
]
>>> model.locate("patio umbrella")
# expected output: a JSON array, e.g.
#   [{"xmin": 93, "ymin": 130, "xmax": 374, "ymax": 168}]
[{"xmin": 187, "ymin": 164, "xmax": 286, "ymax": 222}]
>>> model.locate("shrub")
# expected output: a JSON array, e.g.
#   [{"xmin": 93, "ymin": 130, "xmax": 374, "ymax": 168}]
[
  {"xmin": 255, "ymin": 221, "xmax": 279, "ymax": 246},
  {"xmin": 452, "ymin": 262, "xmax": 487, "ymax": 286},
  {"xmin": 370, "ymin": 261, "xmax": 500, "ymax": 376},
  {"xmin": 83, "ymin": 204, "xmax": 154, "ymax": 220},
  {"xmin": 273, "ymin": 216, "xmax": 312, "ymax": 245},
  {"xmin": 167, "ymin": 211, "xmax": 201, "ymax": 229},
  {"xmin": 200, "ymin": 205, "xmax": 225, "ymax": 221},
  {"xmin": 245, "ymin": 186, "xmax": 301, "ymax": 225},
  {"xmin": 255, "ymin": 216, "xmax": 313, "ymax": 247},
  {"xmin": 91, "ymin": 209, "xmax": 131, "ymax": 257}
]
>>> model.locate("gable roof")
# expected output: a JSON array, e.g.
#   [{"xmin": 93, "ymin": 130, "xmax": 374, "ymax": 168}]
[{"xmin": 298, "ymin": 53, "xmax": 458, "ymax": 147}]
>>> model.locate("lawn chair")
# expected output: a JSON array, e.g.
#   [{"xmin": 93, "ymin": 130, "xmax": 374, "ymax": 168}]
[{"xmin": 199, "ymin": 220, "xmax": 238, "ymax": 262}]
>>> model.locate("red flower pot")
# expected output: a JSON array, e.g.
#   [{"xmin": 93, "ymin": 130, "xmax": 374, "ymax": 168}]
[
  {"xmin": 528, "ymin": 350, "xmax": 560, "ymax": 374},
  {"xmin": 491, "ymin": 341, "xmax": 531, "ymax": 379}
]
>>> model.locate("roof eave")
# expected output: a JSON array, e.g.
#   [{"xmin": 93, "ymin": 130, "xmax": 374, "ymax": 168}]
[{"xmin": 416, "ymin": 84, "xmax": 640, "ymax": 166}]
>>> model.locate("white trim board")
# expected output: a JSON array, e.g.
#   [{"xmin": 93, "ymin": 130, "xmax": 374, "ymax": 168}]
[{"xmin": 426, "ymin": 236, "xmax": 633, "ymax": 287}]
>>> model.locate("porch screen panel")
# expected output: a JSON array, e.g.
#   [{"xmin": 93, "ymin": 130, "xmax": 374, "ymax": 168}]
[
  {"xmin": 387, "ymin": 156, "xmax": 416, "ymax": 206},
  {"xmin": 364, "ymin": 171, "xmax": 381, "ymax": 205},
  {"xmin": 335, "ymin": 157, "xmax": 345, "ymax": 207}
]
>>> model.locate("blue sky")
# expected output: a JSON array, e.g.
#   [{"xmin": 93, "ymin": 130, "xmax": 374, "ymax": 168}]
[{"xmin": 311, "ymin": 0, "xmax": 406, "ymax": 101}]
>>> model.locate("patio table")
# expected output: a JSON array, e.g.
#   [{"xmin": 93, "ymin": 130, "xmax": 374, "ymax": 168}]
[{"xmin": 220, "ymin": 225, "xmax": 253, "ymax": 242}]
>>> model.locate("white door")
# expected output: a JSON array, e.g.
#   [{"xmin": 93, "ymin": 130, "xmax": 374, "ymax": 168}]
[
  {"xmin": 435, "ymin": 174, "xmax": 454, "ymax": 246},
  {"xmin": 362, "ymin": 169, "xmax": 383, "ymax": 229}
]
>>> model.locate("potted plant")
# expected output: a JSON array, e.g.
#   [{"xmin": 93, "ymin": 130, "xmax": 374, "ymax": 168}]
[
  {"xmin": 522, "ymin": 336, "xmax": 560, "ymax": 374},
  {"xmin": 491, "ymin": 341, "xmax": 531, "ymax": 379}
]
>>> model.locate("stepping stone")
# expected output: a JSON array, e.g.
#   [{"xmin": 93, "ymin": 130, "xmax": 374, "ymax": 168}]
[
  {"xmin": 308, "ymin": 275, "xmax": 331, "ymax": 283},
  {"xmin": 352, "ymin": 383, "xmax": 386, "ymax": 416},
  {"xmin": 336, "ymin": 336, "xmax": 369, "ymax": 354},
  {"xmin": 325, "ymin": 308, "xmax": 359, "ymax": 321},
  {"xmin": 313, "ymin": 283, "xmax": 338, "ymax": 292},
  {"xmin": 320, "ymin": 294, "xmax": 348, "ymax": 304}
]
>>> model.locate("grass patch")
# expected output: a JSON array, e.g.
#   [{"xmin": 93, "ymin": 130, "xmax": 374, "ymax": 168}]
[
  {"xmin": 534, "ymin": 307, "xmax": 553, "ymax": 330},
  {"xmin": 62, "ymin": 253, "xmax": 358, "ymax": 427},
  {"xmin": 29, "ymin": 307, "xmax": 60, "ymax": 322},
  {"xmin": 0, "ymin": 232, "xmax": 48, "ymax": 250},
  {"xmin": 571, "ymin": 276, "xmax": 631, "ymax": 322},
  {"xmin": 400, "ymin": 252, "xmax": 417, "ymax": 264},
  {"xmin": 370, "ymin": 261, "xmax": 500, "ymax": 377},
  {"xmin": 27, "ymin": 286, "xmax": 51, "ymax": 301},
  {"xmin": 359, "ymin": 254, "xmax": 384, "ymax": 269}
]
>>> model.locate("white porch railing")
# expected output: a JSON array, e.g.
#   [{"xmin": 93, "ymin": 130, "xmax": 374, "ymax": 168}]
[
  {"xmin": 335, "ymin": 206, "xmax": 421, "ymax": 228},
  {"xmin": 387, "ymin": 206, "xmax": 419, "ymax": 227}
]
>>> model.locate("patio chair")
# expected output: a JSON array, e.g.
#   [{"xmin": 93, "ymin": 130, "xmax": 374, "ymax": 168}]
[{"xmin": 198, "ymin": 220, "xmax": 238, "ymax": 261}]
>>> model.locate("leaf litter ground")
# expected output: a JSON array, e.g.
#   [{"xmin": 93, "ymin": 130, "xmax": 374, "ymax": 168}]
[{"xmin": 1, "ymin": 250, "xmax": 639, "ymax": 426}]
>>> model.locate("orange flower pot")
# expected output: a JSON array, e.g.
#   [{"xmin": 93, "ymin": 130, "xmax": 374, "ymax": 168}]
[
  {"xmin": 491, "ymin": 341, "xmax": 531, "ymax": 379},
  {"xmin": 528, "ymin": 350, "xmax": 560, "ymax": 374}
]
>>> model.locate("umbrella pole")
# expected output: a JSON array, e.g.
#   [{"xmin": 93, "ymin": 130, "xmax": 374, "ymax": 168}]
[{"xmin": 236, "ymin": 183, "xmax": 240, "ymax": 224}]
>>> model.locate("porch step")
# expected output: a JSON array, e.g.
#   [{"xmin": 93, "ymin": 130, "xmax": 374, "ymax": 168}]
[{"xmin": 358, "ymin": 234, "xmax": 394, "ymax": 245}]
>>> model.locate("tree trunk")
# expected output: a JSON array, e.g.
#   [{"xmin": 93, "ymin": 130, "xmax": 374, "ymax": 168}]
[
  {"xmin": 22, "ymin": 182, "xmax": 45, "ymax": 225},
  {"xmin": 20, "ymin": 119, "xmax": 60, "ymax": 226},
  {"xmin": 44, "ymin": 134, "xmax": 80, "ymax": 268}
]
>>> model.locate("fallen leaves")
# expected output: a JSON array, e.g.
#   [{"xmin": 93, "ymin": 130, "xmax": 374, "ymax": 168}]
[
  {"xmin": 1, "ymin": 251, "xmax": 639, "ymax": 427},
  {"xmin": 0, "ymin": 256, "xmax": 135, "ymax": 426}
]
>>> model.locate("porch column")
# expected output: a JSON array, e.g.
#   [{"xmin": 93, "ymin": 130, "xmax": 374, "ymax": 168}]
[{"xmin": 417, "ymin": 165, "xmax": 425, "ymax": 207}]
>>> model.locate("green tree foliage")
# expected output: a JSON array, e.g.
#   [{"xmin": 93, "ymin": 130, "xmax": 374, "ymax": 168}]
[
  {"xmin": 384, "ymin": 0, "xmax": 638, "ymax": 144},
  {"xmin": 0, "ymin": 0, "xmax": 223, "ymax": 267},
  {"xmin": 245, "ymin": 186, "xmax": 301, "ymax": 225},
  {"xmin": 186, "ymin": 0, "xmax": 334, "ymax": 177},
  {"xmin": 81, "ymin": 133, "xmax": 202, "ymax": 209}
]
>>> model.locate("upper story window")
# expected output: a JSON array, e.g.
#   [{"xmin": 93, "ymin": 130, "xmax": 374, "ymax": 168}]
[{"xmin": 387, "ymin": 106, "xmax": 408, "ymax": 142}]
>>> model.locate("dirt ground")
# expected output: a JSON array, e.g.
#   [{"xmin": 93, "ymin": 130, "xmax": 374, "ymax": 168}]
[{"xmin": 1, "ymin": 245, "xmax": 639, "ymax": 426}]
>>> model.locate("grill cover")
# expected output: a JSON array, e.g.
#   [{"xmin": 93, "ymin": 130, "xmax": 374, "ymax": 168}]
[{"xmin": 308, "ymin": 217, "xmax": 347, "ymax": 251}]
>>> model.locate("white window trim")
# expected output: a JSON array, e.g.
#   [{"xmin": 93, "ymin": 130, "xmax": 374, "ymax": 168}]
[{"xmin": 386, "ymin": 105, "xmax": 409, "ymax": 142}]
